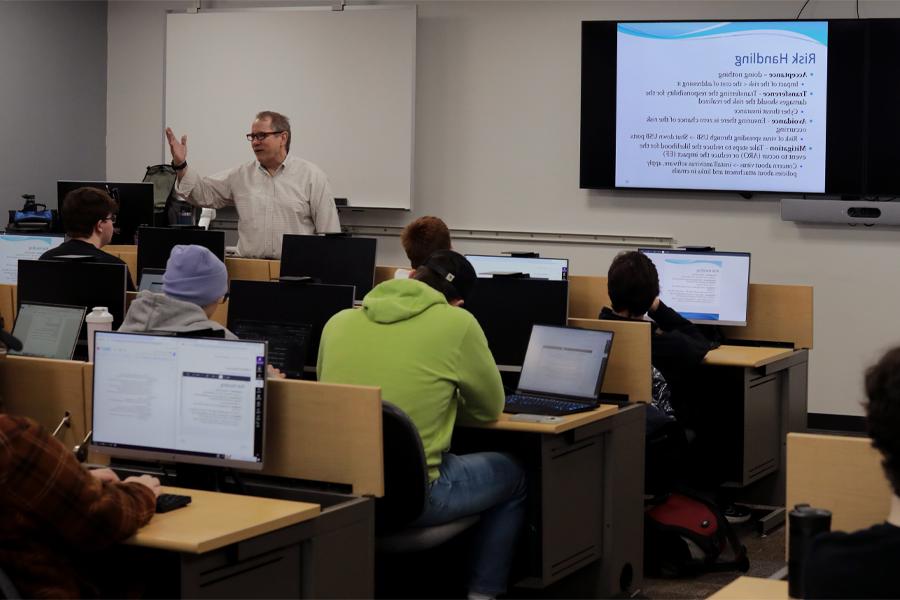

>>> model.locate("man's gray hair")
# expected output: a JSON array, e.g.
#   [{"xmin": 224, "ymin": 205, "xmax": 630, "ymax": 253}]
[{"xmin": 256, "ymin": 110, "xmax": 291, "ymax": 152}]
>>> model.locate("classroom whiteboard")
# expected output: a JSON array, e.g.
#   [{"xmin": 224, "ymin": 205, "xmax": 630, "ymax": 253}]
[{"xmin": 165, "ymin": 5, "xmax": 415, "ymax": 209}]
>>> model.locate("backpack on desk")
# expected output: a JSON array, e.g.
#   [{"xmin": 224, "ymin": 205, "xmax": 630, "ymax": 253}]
[
  {"xmin": 142, "ymin": 164, "xmax": 197, "ymax": 226},
  {"xmin": 644, "ymin": 489, "xmax": 749, "ymax": 577}
]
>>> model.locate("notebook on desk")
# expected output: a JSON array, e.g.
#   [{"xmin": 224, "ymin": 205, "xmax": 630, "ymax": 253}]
[
  {"xmin": 504, "ymin": 324, "xmax": 614, "ymax": 416},
  {"xmin": 230, "ymin": 319, "xmax": 311, "ymax": 379}
]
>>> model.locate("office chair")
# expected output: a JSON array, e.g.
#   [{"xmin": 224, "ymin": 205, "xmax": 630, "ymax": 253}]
[
  {"xmin": 0, "ymin": 566, "xmax": 21, "ymax": 599},
  {"xmin": 376, "ymin": 402, "xmax": 479, "ymax": 553}
]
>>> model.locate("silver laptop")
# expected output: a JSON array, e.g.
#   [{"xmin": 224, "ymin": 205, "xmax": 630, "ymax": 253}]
[
  {"xmin": 10, "ymin": 302, "xmax": 86, "ymax": 360},
  {"xmin": 139, "ymin": 268, "xmax": 166, "ymax": 292},
  {"xmin": 504, "ymin": 324, "xmax": 614, "ymax": 416}
]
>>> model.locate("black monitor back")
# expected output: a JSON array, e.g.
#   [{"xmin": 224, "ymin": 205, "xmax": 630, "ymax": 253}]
[
  {"xmin": 57, "ymin": 181, "xmax": 154, "ymax": 245},
  {"xmin": 227, "ymin": 280, "xmax": 355, "ymax": 367},
  {"xmin": 465, "ymin": 278, "xmax": 569, "ymax": 367},
  {"xmin": 136, "ymin": 227, "xmax": 226, "ymax": 277},
  {"xmin": 279, "ymin": 235, "xmax": 376, "ymax": 300},
  {"xmin": 17, "ymin": 260, "xmax": 128, "ymax": 358}
]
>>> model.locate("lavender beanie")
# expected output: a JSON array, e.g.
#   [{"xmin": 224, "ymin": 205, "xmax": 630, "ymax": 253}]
[{"xmin": 163, "ymin": 245, "xmax": 228, "ymax": 306}]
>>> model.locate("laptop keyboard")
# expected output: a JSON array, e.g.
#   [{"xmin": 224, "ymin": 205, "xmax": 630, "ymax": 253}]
[
  {"xmin": 230, "ymin": 320, "xmax": 312, "ymax": 379},
  {"xmin": 504, "ymin": 393, "xmax": 595, "ymax": 416}
]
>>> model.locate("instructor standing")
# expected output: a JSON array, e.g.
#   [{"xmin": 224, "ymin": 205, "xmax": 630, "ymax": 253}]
[{"xmin": 166, "ymin": 110, "xmax": 340, "ymax": 258}]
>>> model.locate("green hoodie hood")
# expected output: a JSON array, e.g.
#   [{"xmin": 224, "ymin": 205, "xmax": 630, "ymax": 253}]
[{"xmin": 361, "ymin": 278, "xmax": 448, "ymax": 324}]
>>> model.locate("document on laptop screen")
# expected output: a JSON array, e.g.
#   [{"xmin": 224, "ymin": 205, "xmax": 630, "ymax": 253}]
[{"xmin": 518, "ymin": 326, "xmax": 613, "ymax": 399}]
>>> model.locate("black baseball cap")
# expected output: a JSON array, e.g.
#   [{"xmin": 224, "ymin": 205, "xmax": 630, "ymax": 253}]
[{"xmin": 421, "ymin": 250, "xmax": 477, "ymax": 302}]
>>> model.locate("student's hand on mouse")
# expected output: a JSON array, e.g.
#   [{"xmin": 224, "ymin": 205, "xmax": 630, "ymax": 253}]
[
  {"xmin": 89, "ymin": 468, "xmax": 121, "ymax": 483},
  {"xmin": 267, "ymin": 365, "xmax": 286, "ymax": 379},
  {"xmin": 165, "ymin": 127, "xmax": 188, "ymax": 165},
  {"xmin": 125, "ymin": 474, "xmax": 162, "ymax": 497}
]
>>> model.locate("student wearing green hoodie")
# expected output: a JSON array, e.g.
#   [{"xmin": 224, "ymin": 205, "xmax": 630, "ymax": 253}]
[{"xmin": 317, "ymin": 250, "xmax": 526, "ymax": 599}]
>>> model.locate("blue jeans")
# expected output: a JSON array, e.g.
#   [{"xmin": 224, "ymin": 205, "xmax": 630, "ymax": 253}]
[{"xmin": 411, "ymin": 451, "xmax": 527, "ymax": 596}]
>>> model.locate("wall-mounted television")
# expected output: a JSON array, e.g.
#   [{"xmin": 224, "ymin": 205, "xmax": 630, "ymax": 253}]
[{"xmin": 581, "ymin": 19, "xmax": 900, "ymax": 197}]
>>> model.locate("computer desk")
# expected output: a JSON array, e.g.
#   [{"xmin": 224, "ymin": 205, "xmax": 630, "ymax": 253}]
[
  {"xmin": 124, "ymin": 486, "xmax": 321, "ymax": 598},
  {"xmin": 456, "ymin": 404, "xmax": 645, "ymax": 597},
  {"xmin": 708, "ymin": 576, "xmax": 787, "ymax": 599},
  {"xmin": 453, "ymin": 318, "xmax": 651, "ymax": 597},
  {"xmin": 570, "ymin": 276, "xmax": 813, "ymax": 532}
]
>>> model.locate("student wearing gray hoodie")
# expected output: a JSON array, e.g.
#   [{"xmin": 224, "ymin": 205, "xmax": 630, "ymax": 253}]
[{"xmin": 119, "ymin": 244, "xmax": 234, "ymax": 338}]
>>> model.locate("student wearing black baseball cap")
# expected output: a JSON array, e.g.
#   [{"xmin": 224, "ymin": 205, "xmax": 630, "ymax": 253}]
[{"xmin": 318, "ymin": 249, "xmax": 525, "ymax": 599}]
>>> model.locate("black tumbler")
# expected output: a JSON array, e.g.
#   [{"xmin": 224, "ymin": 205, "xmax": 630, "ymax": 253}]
[{"xmin": 788, "ymin": 504, "xmax": 832, "ymax": 598}]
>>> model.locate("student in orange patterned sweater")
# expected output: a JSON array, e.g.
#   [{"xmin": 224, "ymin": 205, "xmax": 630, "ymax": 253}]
[{"xmin": 0, "ymin": 414, "xmax": 160, "ymax": 598}]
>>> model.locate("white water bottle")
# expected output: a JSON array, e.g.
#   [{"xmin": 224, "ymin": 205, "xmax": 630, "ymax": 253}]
[{"xmin": 85, "ymin": 307, "xmax": 113, "ymax": 363}]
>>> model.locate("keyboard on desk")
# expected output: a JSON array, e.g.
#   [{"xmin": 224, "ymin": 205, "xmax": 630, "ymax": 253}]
[
  {"xmin": 156, "ymin": 493, "xmax": 192, "ymax": 513},
  {"xmin": 504, "ymin": 393, "xmax": 595, "ymax": 416}
]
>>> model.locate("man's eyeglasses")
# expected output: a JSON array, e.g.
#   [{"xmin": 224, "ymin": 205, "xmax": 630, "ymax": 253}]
[
  {"xmin": 246, "ymin": 131, "xmax": 284, "ymax": 142},
  {"xmin": 102, "ymin": 214, "xmax": 117, "ymax": 224}
]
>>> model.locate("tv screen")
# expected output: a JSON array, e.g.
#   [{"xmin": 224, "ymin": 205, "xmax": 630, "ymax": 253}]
[{"xmin": 581, "ymin": 19, "xmax": 900, "ymax": 197}]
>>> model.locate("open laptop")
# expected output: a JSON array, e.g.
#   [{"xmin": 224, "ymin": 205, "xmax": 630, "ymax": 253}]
[
  {"xmin": 10, "ymin": 302, "xmax": 86, "ymax": 360},
  {"xmin": 139, "ymin": 268, "xmax": 166, "ymax": 292},
  {"xmin": 504, "ymin": 324, "xmax": 614, "ymax": 416},
  {"xmin": 229, "ymin": 319, "xmax": 312, "ymax": 380}
]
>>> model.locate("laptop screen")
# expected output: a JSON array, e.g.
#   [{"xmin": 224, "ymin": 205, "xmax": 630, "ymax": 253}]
[
  {"xmin": 139, "ymin": 268, "xmax": 165, "ymax": 292},
  {"xmin": 91, "ymin": 331, "xmax": 267, "ymax": 470},
  {"xmin": 0, "ymin": 234, "xmax": 64, "ymax": 285},
  {"xmin": 10, "ymin": 303, "xmax": 86, "ymax": 360},
  {"xmin": 518, "ymin": 325, "xmax": 614, "ymax": 400}
]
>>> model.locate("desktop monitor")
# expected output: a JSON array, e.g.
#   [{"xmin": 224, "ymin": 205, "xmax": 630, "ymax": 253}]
[
  {"xmin": 465, "ymin": 278, "xmax": 569, "ymax": 367},
  {"xmin": 9, "ymin": 303, "xmax": 86, "ymax": 360},
  {"xmin": 90, "ymin": 331, "xmax": 267, "ymax": 470},
  {"xmin": 17, "ymin": 260, "xmax": 128, "ymax": 330},
  {"xmin": 639, "ymin": 248, "xmax": 752, "ymax": 326},
  {"xmin": 279, "ymin": 235, "xmax": 376, "ymax": 301},
  {"xmin": 57, "ymin": 181, "xmax": 154, "ymax": 245},
  {"xmin": 227, "ymin": 280, "xmax": 355, "ymax": 370},
  {"xmin": 136, "ymin": 226, "xmax": 226, "ymax": 280},
  {"xmin": 0, "ymin": 234, "xmax": 64, "ymax": 285},
  {"xmin": 465, "ymin": 255, "xmax": 569, "ymax": 280}
]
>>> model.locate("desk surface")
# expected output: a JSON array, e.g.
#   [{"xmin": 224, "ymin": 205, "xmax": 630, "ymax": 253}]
[
  {"xmin": 708, "ymin": 576, "xmax": 787, "ymax": 599},
  {"xmin": 704, "ymin": 345, "xmax": 796, "ymax": 368},
  {"xmin": 126, "ymin": 486, "xmax": 320, "ymax": 554},
  {"xmin": 458, "ymin": 404, "xmax": 620, "ymax": 434}
]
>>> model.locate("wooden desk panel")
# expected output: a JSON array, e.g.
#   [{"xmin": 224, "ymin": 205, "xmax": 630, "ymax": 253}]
[
  {"xmin": 787, "ymin": 433, "xmax": 891, "ymax": 537},
  {"xmin": 0, "ymin": 355, "xmax": 88, "ymax": 447},
  {"xmin": 709, "ymin": 577, "xmax": 786, "ymax": 599},
  {"xmin": 568, "ymin": 275, "xmax": 608, "ymax": 320},
  {"xmin": 720, "ymin": 284, "xmax": 813, "ymax": 349},
  {"xmin": 105, "ymin": 245, "xmax": 137, "ymax": 289},
  {"xmin": 263, "ymin": 379, "xmax": 384, "ymax": 497},
  {"xmin": 569, "ymin": 317, "xmax": 652, "ymax": 403},
  {"xmin": 704, "ymin": 345, "xmax": 795, "ymax": 368},
  {"xmin": 0, "ymin": 284, "xmax": 15, "ymax": 331},
  {"xmin": 459, "ymin": 404, "xmax": 619, "ymax": 434},
  {"xmin": 375, "ymin": 265, "xmax": 404, "ymax": 286},
  {"xmin": 226, "ymin": 257, "xmax": 275, "ymax": 282},
  {"xmin": 127, "ymin": 486, "xmax": 319, "ymax": 553}
]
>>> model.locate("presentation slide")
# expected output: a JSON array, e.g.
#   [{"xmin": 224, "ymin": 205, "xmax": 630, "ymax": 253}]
[
  {"xmin": 642, "ymin": 250, "xmax": 750, "ymax": 324},
  {"xmin": 0, "ymin": 235, "xmax": 64, "ymax": 284},
  {"xmin": 615, "ymin": 22, "xmax": 828, "ymax": 193}
]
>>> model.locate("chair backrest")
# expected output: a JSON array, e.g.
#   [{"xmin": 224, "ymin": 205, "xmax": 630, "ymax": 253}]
[{"xmin": 375, "ymin": 401, "xmax": 428, "ymax": 533}]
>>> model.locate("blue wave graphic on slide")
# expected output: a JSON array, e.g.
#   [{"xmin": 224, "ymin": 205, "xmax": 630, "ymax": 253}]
[
  {"xmin": 618, "ymin": 22, "xmax": 828, "ymax": 47},
  {"xmin": 664, "ymin": 259, "xmax": 723, "ymax": 267},
  {"xmin": 0, "ymin": 235, "xmax": 57, "ymax": 245}
]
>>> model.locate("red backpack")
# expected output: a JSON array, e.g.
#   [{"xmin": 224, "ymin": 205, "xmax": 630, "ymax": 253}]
[{"xmin": 644, "ymin": 490, "xmax": 750, "ymax": 576}]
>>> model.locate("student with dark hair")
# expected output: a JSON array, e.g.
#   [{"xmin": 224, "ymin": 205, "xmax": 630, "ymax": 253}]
[
  {"xmin": 803, "ymin": 346, "xmax": 900, "ymax": 599},
  {"xmin": 598, "ymin": 252, "xmax": 749, "ymax": 515},
  {"xmin": 39, "ymin": 186, "xmax": 135, "ymax": 290},
  {"xmin": 599, "ymin": 251, "xmax": 710, "ymax": 402},
  {"xmin": 395, "ymin": 216, "xmax": 452, "ymax": 278},
  {"xmin": 318, "ymin": 249, "xmax": 526, "ymax": 599}
]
